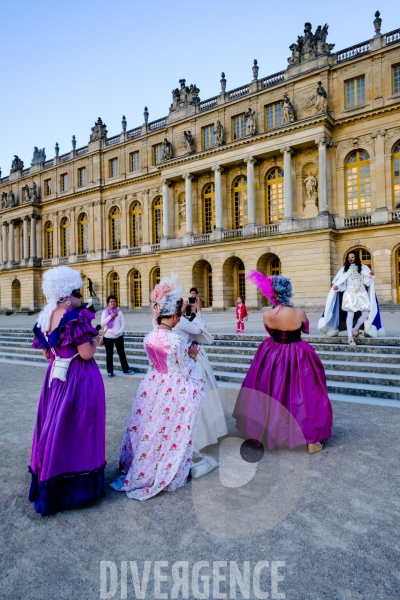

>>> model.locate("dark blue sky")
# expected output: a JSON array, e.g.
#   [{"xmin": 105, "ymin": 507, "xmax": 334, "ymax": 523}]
[{"xmin": 0, "ymin": 0, "xmax": 398, "ymax": 173}]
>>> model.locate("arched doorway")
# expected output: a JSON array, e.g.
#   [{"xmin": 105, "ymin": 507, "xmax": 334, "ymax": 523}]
[
  {"xmin": 12, "ymin": 279, "xmax": 21, "ymax": 311},
  {"xmin": 149, "ymin": 267, "xmax": 161, "ymax": 297},
  {"xmin": 222, "ymin": 257, "xmax": 246, "ymax": 308},
  {"xmin": 129, "ymin": 269, "xmax": 142, "ymax": 309},
  {"xmin": 344, "ymin": 247, "xmax": 372, "ymax": 269},
  {"xmin": 256, "ymin": 253, "xmax": 282, "ymax": 307},
  {"xmin": 108, "ymin": 271, "xmax": 120, "ymax": 305},
  {"xmin": 192, "ymin": 260, "xmax": 213, "ymax": 307}
]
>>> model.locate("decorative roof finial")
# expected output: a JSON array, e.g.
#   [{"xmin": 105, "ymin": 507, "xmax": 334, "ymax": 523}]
[{"xmin": 374, "ymin": 10, "xmax": 382, "ymax": 35}]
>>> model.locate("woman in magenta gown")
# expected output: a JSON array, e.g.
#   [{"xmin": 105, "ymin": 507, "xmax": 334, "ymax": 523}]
[{"xmin": 233, "ymin": 271, "xmax": 332, "ymax": 454}]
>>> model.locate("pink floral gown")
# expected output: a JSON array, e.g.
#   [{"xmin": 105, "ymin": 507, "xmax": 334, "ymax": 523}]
[{"xmin": 110, "ymin": 329, "xmax": 205, "ymax": 500}]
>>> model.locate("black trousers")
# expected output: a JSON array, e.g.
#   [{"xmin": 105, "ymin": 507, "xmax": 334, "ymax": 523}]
[{"xmin": 104, "ymin": 335, "xmax": 130, "ymax": 374}]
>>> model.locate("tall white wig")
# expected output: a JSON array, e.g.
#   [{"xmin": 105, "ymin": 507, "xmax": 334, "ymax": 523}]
[
  {"xmin": 37, "ymin": 266, "xmax": 83, "ymax": 333},
  {"xmin": 150, "ymin": 271, "xmax": 184, "ymax": 320}
]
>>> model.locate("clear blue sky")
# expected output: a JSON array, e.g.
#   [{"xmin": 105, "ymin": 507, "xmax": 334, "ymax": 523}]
[{"xmin": 0, "ymin": 0, "xmax": 398, "ymax": 173}]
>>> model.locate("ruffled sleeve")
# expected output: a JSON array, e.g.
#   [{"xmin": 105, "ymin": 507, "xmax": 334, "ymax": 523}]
[
  {"xmin": 32, "ymin": 324, "xmax": 48, "ymax": 350},
  {"xmin": 301, "ymin": 319, "xmax": 310, "ymax": 334},
  {"xmin": 362, "ymin": 265, "xmax": 374, "ymax": 287},
  {"xmin": 58, "ymin": 308, "xmax": 99, "ymax": 348},
  {"xmin": 175, "ymin": 335, "xmax": 202, "ymax": 382}
]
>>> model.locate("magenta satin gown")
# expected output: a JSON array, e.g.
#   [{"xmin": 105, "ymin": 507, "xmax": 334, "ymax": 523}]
[{"xmin": 233, "ymin": 321, "xmax": 333, "ymax": 449}]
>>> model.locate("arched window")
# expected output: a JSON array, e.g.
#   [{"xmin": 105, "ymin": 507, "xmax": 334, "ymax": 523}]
[
  {"xmin": 207, "ymin": 264, "xmax": 213, "ymax": 307},
  {"xmin": 348, "ymin": 247, "xmax": 372, "ymax": 268},
  {"xmin": 153, "ymin": 197, "xmax": 163, "ymax": 244},
  {"xmin": 78, "ymin": 213, "xmax": 89, "ymax": 254},
  {"xmin": 203, "ymin": 183, "xmax": 215, "ymax": 233},
  {"xmin": 393, "ymin": 144, "xmax": 400, "ymax": 209},
  {"xmin": 151, "ymin": 267, "xmax": 161, "ymax": 294},
  {"xmin": 131, "ymin": 270, "xmax": 142, "ymax": 309},
  {"xmin": 271, "ymin": 257, "xmax": 281, "ymax": 275},
  {"xmin": 110, "ymin": 272, "xmax": 120, "ymax": 304},
  {"xmin": 44, "ymin": 221, "xmax": 54, "ymax": 259},
  {"xmin": 346, "ymin": 150, "xmax": 371, "ymax": 215},
  {"xmin": 60, "ymin": 217, "xmax": 70, "ymax": 257},
  {"xmin": 130, "ymin": 202, "xmax": 143, "ymax": 248},
  {"xmin": 397, "ymin": 248, "xmax": 400, "ymax": 303},
  {"xmin": 266, "ymin": 168, "xmax": 284, "ymax": 223},
  {"xmin": 234, "ymin": 176, "xmax": 248, "ymax": 229},
  {"xmin": 110, "ymin": 206, "xmax": 121, "ymax": 250},
  {"xmin": 237, "ymin": 260, "xmax": 245, "ymax": 301}
]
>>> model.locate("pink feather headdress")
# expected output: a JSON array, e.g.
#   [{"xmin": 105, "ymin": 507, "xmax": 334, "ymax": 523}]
[{"xmin": 246, "ymin": 270, "xmax": 275, "ymax": 300}]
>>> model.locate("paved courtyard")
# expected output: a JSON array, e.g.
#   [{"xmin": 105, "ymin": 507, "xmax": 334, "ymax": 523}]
[{"xmin": 0, "ymin": 362, "xmax": 400, "ymax": 599}]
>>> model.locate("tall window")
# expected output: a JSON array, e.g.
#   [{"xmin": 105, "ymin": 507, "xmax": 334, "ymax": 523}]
[
  {"xmin": 232, "ymin": 114, "xmax": 246, "ymax": 140},
  {"xmin": 78, "ymin": 213, "xmax": 89, "ymax": 254},
  {"xmin": 131, "ymin": 270, "xmax": 142, "ymax": 309},
  {"xmin": 109, "ymin": 158, "xmax": 118, "ymax": 178},
  {"xmin": 44, "ymin": 179, "xmax": 52, "ymax": 197},
  {"xmin": 110, "ymin": 206, "xmax": 122, "ymax": 250},
  {"xmin": 233, "ymin": 176, "xmax": 248, "ymax": 229},
  {"xmin": 237, "ymin": 260, "xmax": 246, "ymax": 301},
  {"xmin": 346, "ymin": 150, "xmax": 371, "ymax": 215},
  {"xmin": 129, "ymin": 151, "xmax": 140, "ymax": 172},
  {"xmin": 44, "ymin": 221, "xmax": 54, "ymax": 259},
  {"xmin": 348, "ymin": 247, "xmax": 372, "ymax": 269},
  {"xmin": 130, "ymin": 201, "xmax": 143, "ymax": 247},
  {"xmin": 152, "ymin": 267, "xmax": 161, "ymax": 290},
  {"xmin": 60, "ymin": 173, "xmax": 69, "ymax": 192},
  {"xmin": 110, "ymin": 272, "xmax": 120, "ymax": 304},
  {"xmin": 77, "ymin": 167, "xmax": 86, "ymax": 187},
  {"xmin": 60, "ymin": 217, "xmax": 70, "ymax": 257},
  {"xmin": 153, "ymin": 144, "xmax": 163, "ymax": 165},
  {"xmin": 393, "ymin": 65, "xmax": 400, "ymax": 95},
  {"xmin": 267, "ymin": 168, "xmax": 285, "ymax": 223},
  {"xmin": 271, "ymin": 257, "xmax": 281, "ymax": 275},
  {"xmin": 397, "ymin": 248, "xmax": 400, "ymax": 303},
  {"xmin": 393, "ymin": 144, "xmax": 400, "ymax": 209},
  {"xmin": 345, "ymin": 76, "xmax": 365, "ymax": 108},
  {"xmin": 153, "ymin": 197, "xmax": 163, "ymax": 243},
  {"xmin": 265, "ymin": 103, "xmax": 282, "ymax": 130},
  {"xmin": 203, "ymin": 183, "xmax": 215, "ymax": 233},
  {"xmin": 207, "ymin": 264, "xmax": 213, "ymax": 307},
  {"xmin": 202, "ymin": 125, "xmax": 215, "ymax": 149}
]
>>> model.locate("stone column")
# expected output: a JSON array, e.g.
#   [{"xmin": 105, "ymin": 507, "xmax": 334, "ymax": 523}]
[
  {"xmin": 245, "ymin": 156, "xmax": 256, "ymax": 227},
  {"xmin": 183, "ymin": 173, "xmax": 194, "ymax": 235},
  {"xmin": 30, "ymin": 216, "xmax": 37, "ymax": 259},
  {"xmin": 281, "ymin": 147, "xmax": 293, "ymax": 219},
  {"xmin": 162, "ymin": 179, "xmax": 170, "ymax": 238},
  {"xmin": 88, "ymin": 202, "xmax": 95, "ymax": 253},
  {"xmin": 23, "ymin": 217, "xmax": 30, "ymax": 260},
  {"xmin": 2, "ymin": 222, "xmax": 7, "ymax": 263},
  {"xmin": 212, "ymin": 166, "xmax": 224, "ymax": 230},
  {"xmin": 9, "ymin": 220, "xmax": 15, "ymax": 263},
  {"xmin": 316, "ymin": 137, "xmax": 329, "ymax": 214}
]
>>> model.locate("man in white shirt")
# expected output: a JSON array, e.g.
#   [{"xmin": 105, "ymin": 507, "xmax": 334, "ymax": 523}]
[{"xmin": 100, "ymin": 295, "xmax": 132, "ymax": 378}]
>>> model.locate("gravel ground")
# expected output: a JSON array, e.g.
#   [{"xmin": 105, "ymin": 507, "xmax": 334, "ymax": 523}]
[{"xmin": 0, "ymin": 363, "xmax": 399, "ymax": 599}]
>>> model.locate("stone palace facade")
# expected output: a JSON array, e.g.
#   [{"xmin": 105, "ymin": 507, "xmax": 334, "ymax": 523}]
[{"xmin": 1, "ymin": 11, "xmax": 400, "ymax": 312}]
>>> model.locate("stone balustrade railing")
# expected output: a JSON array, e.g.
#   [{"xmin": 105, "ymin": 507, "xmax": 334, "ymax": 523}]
[
  {"xmin": 150, "ymin": 243, "xmax": 160, "ymax": 253},
  {"xmin": 228, "ymin": 85, "xmax": 250, "ymax": 101},
  {"xmin": 42, "ymin": 258, "xmax": 53, "ymax": 267},
  {"xmin": 149, "ymin": 118, "xmax": 167, "ymax": 130},
  {"xmin": 386, "ymin": 28, "xmax": 400, "ymax": 45},
  {"xmin": 127, "ymin": 127, "xmax": 141, "ymax": 139},
  {"xmin": 222, "ymin": 228, "xmax": 244, "ymax": 239},
  {"xmin": 43, "ymin": 160, "xmax": 54, "ymax": 169},
  {"xmin": 389, "ymin": 209, "xmax": 400, "ymax": 222},
  {"xmin": 128, "ymin": 246, "xmax": 142, "ymax": 255},
  {"xmin": 344, "ymin": 214, "xmax": 372, "ymax": 227},
  {"xmin": 256, "ymin": 224, "xmax": 280, "ymax": 236},
  {"xmin": 105, "ymin": 135, "xmax": 120, "ymax": 147},
  {"xmin": 76, "ymin": 146, "xmax": 88, "ymax": 157},
  {"xmin": 21, "ymin": 168, "xmax": 30, "ymax": 176},
  {"xmin": 337, "ymin": 41, "xmax": 371, "ymax": 62},
  {"xmin": 193, "ymin": 233, "xmax": 211, "ymax": 245},
  {"xmin": 260, "ymin": 71, "xmax": 285, "ymax": 89},
  {"xmin": 106, "ymin": 249, "xmax": 120, "ymax": 258},
  {"xmin": 199, "ymin": 97, "xmax": 218, "ymax": 111},
  {"xmin": 59, "ymin": 256, "xmax": 69, "ymax": 264}
]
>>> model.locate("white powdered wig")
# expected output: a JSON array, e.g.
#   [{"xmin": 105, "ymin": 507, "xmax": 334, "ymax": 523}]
[
  {"xmin": 37, "ymin": 266, "xmax": 83, "ymax": 333},
  {"xmin": 152, "ymin": 271, "xmax": 184, "ymax": 319}
]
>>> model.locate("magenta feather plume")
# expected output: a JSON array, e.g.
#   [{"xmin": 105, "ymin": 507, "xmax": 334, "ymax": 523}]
[{"xmin": 246, "ymin": 270, "xmax": 275, "ymax": 298}]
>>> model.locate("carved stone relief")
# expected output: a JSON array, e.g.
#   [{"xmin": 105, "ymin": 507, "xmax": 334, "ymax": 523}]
[{"xmin": 384, "ymin": 128, "xmax": 400, "ymax": 154}]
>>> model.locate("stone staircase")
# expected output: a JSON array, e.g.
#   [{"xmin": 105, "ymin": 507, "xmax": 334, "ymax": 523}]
[{"xmin": 0, "ymin": 329, "xmax": 399, "ymax": 406}]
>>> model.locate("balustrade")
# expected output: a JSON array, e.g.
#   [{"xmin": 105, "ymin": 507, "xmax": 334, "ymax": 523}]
[
  {"xmin": 105, "ymin": 135, "xmax": 120, "ymax": 147},
  {"xmin": 256, "ymin": 224, "xmax": 280, "ymax": 236},
  {"xmin": 223, "ymin": 228, "xmax": 244, "ymax": 239},
  {"xmin": 386, "ymin": 28, "xmax": 400, "ymax": 45},
  {"xmin": 42, "ymin": 258, "xmax": 53, "ymax": 267},
  {"xmin": 149, "ymin": 118, "xmax": 167, "ymax": 130},
  {"xmin": 192, "ymin": 233, "xmax": 211, "ymax": 245},
  {"xmin": 389, "ymin": 210, "xmax": 400, "ymax": 222},
  {"xmin": 344, "ymin": 214, "xmax": 372, "ymax": 227},
  {"xmin": 76, "ymin": 146, "xmax": 88, "ymax": 157},
  {"xmin": 199, "ymin": 97, "xmax": 218, "ymax": 111},
  {"xmin": 337, "ymin": 41, "xmax": 370, "ymax": 62},
  {"xmin": 106, "ymin": 250, "xmax": 120, "ymax": 258},
  {"xmin": 260, "ymin": 71, "xmax": 285, "ymax": 88},
  {"xmin": 128, "ymin": 247, "xmax": 142, "ymax": 255},
  {"xmin": 43, "ymin": 160, "xmax": 54, "ymax": 169},
  {"xmin": 150, "ymin": 244, "xmax": 160, "ymax": 253},
  {"xmin": 59, "ymin": 256, "xmax": 69, "ymax": 264},
  {"xmin": 228, "ymin": 85, "xmax": 249, "ymax": 101},
  {"xmin": 127, "ymin": 128, "xmax": 141, "ymax": 139},
  {"xmin": 76, "ymin": 253, "xmax": 88, "ymax": 262},
  {"xmin": 58, "ymin": 153, "xmax": 71, "ymax": 163}
]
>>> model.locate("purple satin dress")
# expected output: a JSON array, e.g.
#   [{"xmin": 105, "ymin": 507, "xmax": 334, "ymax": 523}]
[
  {"xmin": 233, "ymin": 321, "xmax": 332, "ymax": 449},
  {"xmin": 29, "ymin": 308, "xmax": 106, "ymax": 516}
]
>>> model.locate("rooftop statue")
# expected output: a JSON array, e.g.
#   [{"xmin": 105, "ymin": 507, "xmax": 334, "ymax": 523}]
[
  {"xmin": 288, "ymin": 22, "xmax": 335, "ymax": 65},
  {"xmin": 31, "ymin": 147, "xmax": 46, "ymax": 165},
  {"xmin": 170, "ymin": 79, "xmax": 200, "ymax": 113},
  {"xmin": 10, "ymin": 155, "xmax": 24, "ymax": 174},
  {"xmin": 89, "ymin": 117, "xmax": 108, "ymax": 143}
]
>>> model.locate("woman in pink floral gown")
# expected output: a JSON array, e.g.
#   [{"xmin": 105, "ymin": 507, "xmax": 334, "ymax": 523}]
[{"xmin": 110, "ymin": 287, "xmax": 205, "ymax": 500}]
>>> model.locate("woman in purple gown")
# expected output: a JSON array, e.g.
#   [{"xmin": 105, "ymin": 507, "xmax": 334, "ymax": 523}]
[
  {"xmin": 29, "ymin": 266, "xmax": 106, "ymax": 516},
  {"xmin": 233, "ymin": 271, "xmax": 332, "ymax": 454}
]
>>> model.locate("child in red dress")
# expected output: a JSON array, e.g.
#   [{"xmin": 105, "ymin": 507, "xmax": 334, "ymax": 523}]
[{"xmin": 236, "ymin": 296, "xmax": 248, "ymax": 333}]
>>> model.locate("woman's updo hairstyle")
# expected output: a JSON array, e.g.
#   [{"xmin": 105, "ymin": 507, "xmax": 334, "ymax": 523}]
[{"xmin": 157, "ymin": 298, "xmax": 183, "ymax": 325}]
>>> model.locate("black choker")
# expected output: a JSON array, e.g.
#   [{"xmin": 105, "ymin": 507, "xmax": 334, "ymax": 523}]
[{"xmin": 159, "ymin": 323, "xmax": 172, "ymax": 330}]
